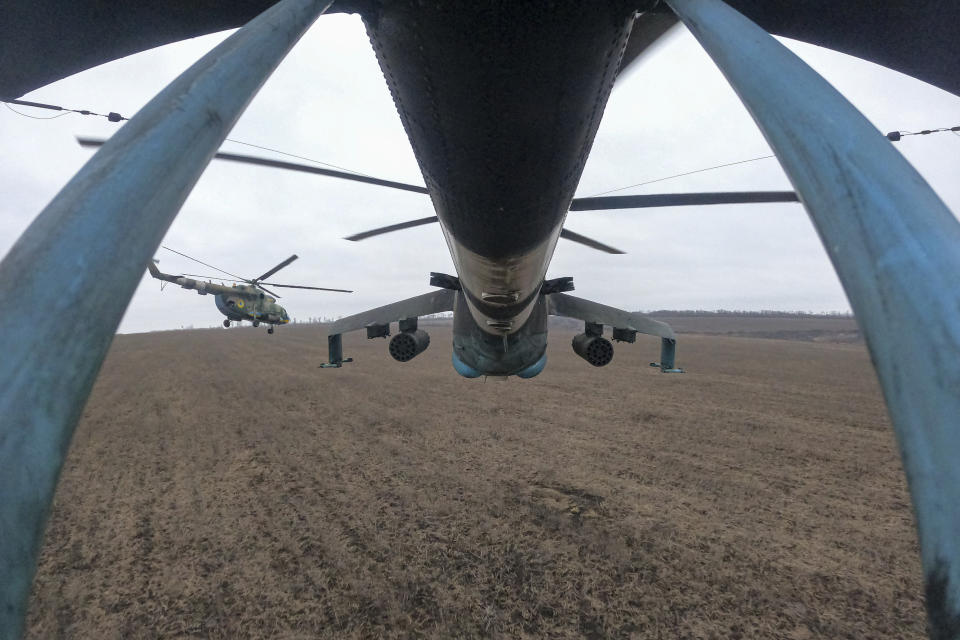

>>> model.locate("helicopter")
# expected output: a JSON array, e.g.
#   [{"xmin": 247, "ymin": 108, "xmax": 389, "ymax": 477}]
[{"xmin": 146, "ymin": 249, "xmax": 351, "ymax": 333}]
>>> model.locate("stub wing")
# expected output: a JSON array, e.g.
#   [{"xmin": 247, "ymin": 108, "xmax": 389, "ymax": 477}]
[
  {"xmin": 327, "ymin": 289, "xmax": 456, "ymax": 336},
  {"xmin": 323, "ymin": 289, "xmax": 456, "ymax": 367},
  {"xmin": 547, "ymin": 293, "xmax": 681, "ymax": 372},
  {"xmin": 546, "ymin": 293, "xmax": 674, "ymax": 340}
]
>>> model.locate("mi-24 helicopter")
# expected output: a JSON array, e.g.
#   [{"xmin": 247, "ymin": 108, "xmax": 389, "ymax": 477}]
[{"xmin": 146, "ymin": 247, "xmax": 351, "ymax": 333}]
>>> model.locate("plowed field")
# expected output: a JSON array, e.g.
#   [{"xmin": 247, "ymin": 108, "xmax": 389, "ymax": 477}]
[{"xmin": 25, "ymin": 321, "xmax": 925, "ymax": 638}]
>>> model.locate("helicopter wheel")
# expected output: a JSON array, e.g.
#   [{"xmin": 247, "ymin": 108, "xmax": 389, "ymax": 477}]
[
  {"xmin": 267, "ymin": 326, "xmax": 274, "ymax": 335},
  {"xmin": 223, "ymin": 319, "xmax": 231, "ymax": 328},
  {"xmin": 253, "ymin": 321, "xmax": 260, "ymax": 327}
]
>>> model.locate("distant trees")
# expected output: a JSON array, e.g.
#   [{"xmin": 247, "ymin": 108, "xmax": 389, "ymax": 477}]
[
  {"xmin": 291, "ymin": 310, "xmax": 854, "ymax": 323},
  {"xmin": 292, "ymin": 316, "xmax": 342, "ymax": 324},
  {"xmin": 642, "ymin": 309, "xmax": 854, "ymax": 319}
]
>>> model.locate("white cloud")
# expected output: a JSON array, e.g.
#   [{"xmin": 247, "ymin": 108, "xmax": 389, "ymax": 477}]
[{"xmin": 2, "ymin": 15, "xmax": 958, "ymax": 332}]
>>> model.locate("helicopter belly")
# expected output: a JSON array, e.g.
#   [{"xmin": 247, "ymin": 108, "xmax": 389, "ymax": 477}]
[
  {"xmin": 364, "ymin": 2, "xmax": 633, "ymax": 334},
  {"xmin": 451, "ymin": 291, "xmax": 549, "ymax": 377},
  {"xmin": 442, "ymin": 223, "xmax": 562, "ymax": 335}
]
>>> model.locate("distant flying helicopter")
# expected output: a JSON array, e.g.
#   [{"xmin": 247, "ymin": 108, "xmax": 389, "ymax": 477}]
[{"xmin": 147, "ymin": 249, "xmax": 351, "ymax": 333}]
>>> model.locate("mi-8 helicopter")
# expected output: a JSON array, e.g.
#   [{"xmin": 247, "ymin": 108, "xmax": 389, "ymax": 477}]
[{"xmin": 147, "ymin": 248, "xmax": 351, "ymax": 333}]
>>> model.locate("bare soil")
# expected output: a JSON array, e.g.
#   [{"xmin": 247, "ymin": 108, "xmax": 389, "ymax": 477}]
[{"xmin": 25, "ymin": 320, "xmax": 925, "ymax": 639}]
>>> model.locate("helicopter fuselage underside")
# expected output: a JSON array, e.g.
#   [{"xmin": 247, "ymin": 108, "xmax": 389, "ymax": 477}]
[
  {"xmin": 451, "ymin": 291, "xmax": 548, "ymax": 377},
  {"xmin": 364, "ymin": 1, "xmax": 635, "ymax": 335}
]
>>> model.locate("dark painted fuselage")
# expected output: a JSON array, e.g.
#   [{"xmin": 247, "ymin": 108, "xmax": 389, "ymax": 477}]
[
  {"xmin": 451, "ymin": 291, "xmax": 548, "ymax": 377},
  {"xmin": 364, "ymin": 2, "xmax": 636, "ymax": 347}
]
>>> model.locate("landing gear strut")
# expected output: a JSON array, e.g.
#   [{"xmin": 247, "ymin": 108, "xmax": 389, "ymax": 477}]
[
  {"xmin": 223, "ymin": 319, "xmax": 230, "ymax": 328},
  {"xmin": 267, "ymin": 326, "xmax": 274, "ymax": 335}
]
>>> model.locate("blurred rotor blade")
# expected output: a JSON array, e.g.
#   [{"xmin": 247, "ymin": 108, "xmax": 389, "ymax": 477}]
[
  {"xmin": 345, "ymin": 215, "xmax": 623, "ymax": 253},
  {"xmin": 616, "ymin": 10, "xmax": 679, "ymax": 81},
  {"xmin": 77, "ymin": 137, "xmax": 430, "ymax": 195},
  {"xmin": 345, "ymin": 216, "xmax": 439, "ymax": 241},
  {"xmin": 160, "ymin": 245, "xmax": 247, "ymax": 281},
  {"xmin": 559, "ymin": 228, "xmax": 625, "ymax": 254},
  {"xmin": 180, "ymin": 273, "xmax": 233, "ymax": 281},
  {"xmin": 255, "ymin": 284, "xmax": 282, "ymax": 299},
  {"xmin": 570, "ymin": 191, "xmax": 799, "ymax": 211},
  {"xmin": 260, "ymin": 283, "xmax": 353, "ymax": 293},
  {"xmin": 255, "ymin": 255, "xmax": 298, "ymax": 283}
]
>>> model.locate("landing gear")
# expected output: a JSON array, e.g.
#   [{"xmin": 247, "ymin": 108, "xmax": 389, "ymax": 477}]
[
  {"xmin": 253, "ymin": 321, "xmax": 260, "ymax": 327},
  {"xmin": 223, "ymin": 319, "xmax": 231, "ymax": 328},
  {"xmin": 267, "ymin": 326, "xmax": 275, "ymax": 335}
]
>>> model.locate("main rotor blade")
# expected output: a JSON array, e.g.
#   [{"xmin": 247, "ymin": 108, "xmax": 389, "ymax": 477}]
[
  {"xmin": 77, "ymin": 137, "xmax": 430, "ymax": 195},
  {"xmin": 260, "ymin": 283, "xmax": 353, "ymax": 293},
  {"xmin": 255, "ymin": 254, "xmax": 297, "ymax": 283},
  {"xmin": 255, "ymin": 284, "xmax": 282, "ymax": 299},
  {"xmin": 570, "ymin": 191, "xmax": 799, "ymax": 211},
  {"xmin": 344, "ymin": 216, "xmax": 439, "ymax": 241},
  {"xmin": 160, "ymin": 245, "xmax": 247, "ymax": 281},
  {"xmin": 559, "ymin": 229, "xmax": 625, "ymax": 255},
  {"xmin": 180, "ymin": 272, "xmax": 233, "ymax": 281},
  {"xmin": 617, "ymin": 11, "xmax": 680, "ymax": 81},
  {"xmin": 346, "ymin": 214, "xmax": 623, "ymax": 254}
]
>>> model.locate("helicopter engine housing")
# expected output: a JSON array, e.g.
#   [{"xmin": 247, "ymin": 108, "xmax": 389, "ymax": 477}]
[{"xmin": 175, "ymin": 277, "xmax": 208, "ymax": 295}]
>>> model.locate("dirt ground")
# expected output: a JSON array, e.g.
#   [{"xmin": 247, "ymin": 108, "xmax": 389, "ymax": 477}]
[{"xmin": 25, "ymin": 320, "xmax": 926, "ymax": 639}]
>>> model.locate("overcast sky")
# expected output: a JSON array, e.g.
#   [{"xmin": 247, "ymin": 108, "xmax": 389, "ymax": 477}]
[{"xmin": 2, "ymin": 13, "xmax": 958, "ymax": 333}]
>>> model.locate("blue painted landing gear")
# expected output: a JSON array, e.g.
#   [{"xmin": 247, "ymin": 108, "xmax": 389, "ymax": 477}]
[
  {"xmin": 649, "ymin": 337, "xmax": 685, "ymax": 373},
  {"xmin": 320, "ymin": 333, "xmax": 353, "ymax": 367}
]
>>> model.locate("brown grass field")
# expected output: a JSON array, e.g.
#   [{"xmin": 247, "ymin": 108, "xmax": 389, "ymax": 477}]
[{"xmin": 25, "ymin": 319, "xmax": 926, "ymax": 638}]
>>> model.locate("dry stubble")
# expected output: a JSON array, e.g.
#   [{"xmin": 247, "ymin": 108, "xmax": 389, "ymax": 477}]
[{"xmin": 25, "ymin": 321, "xmax": 924, "ymax": 638}]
